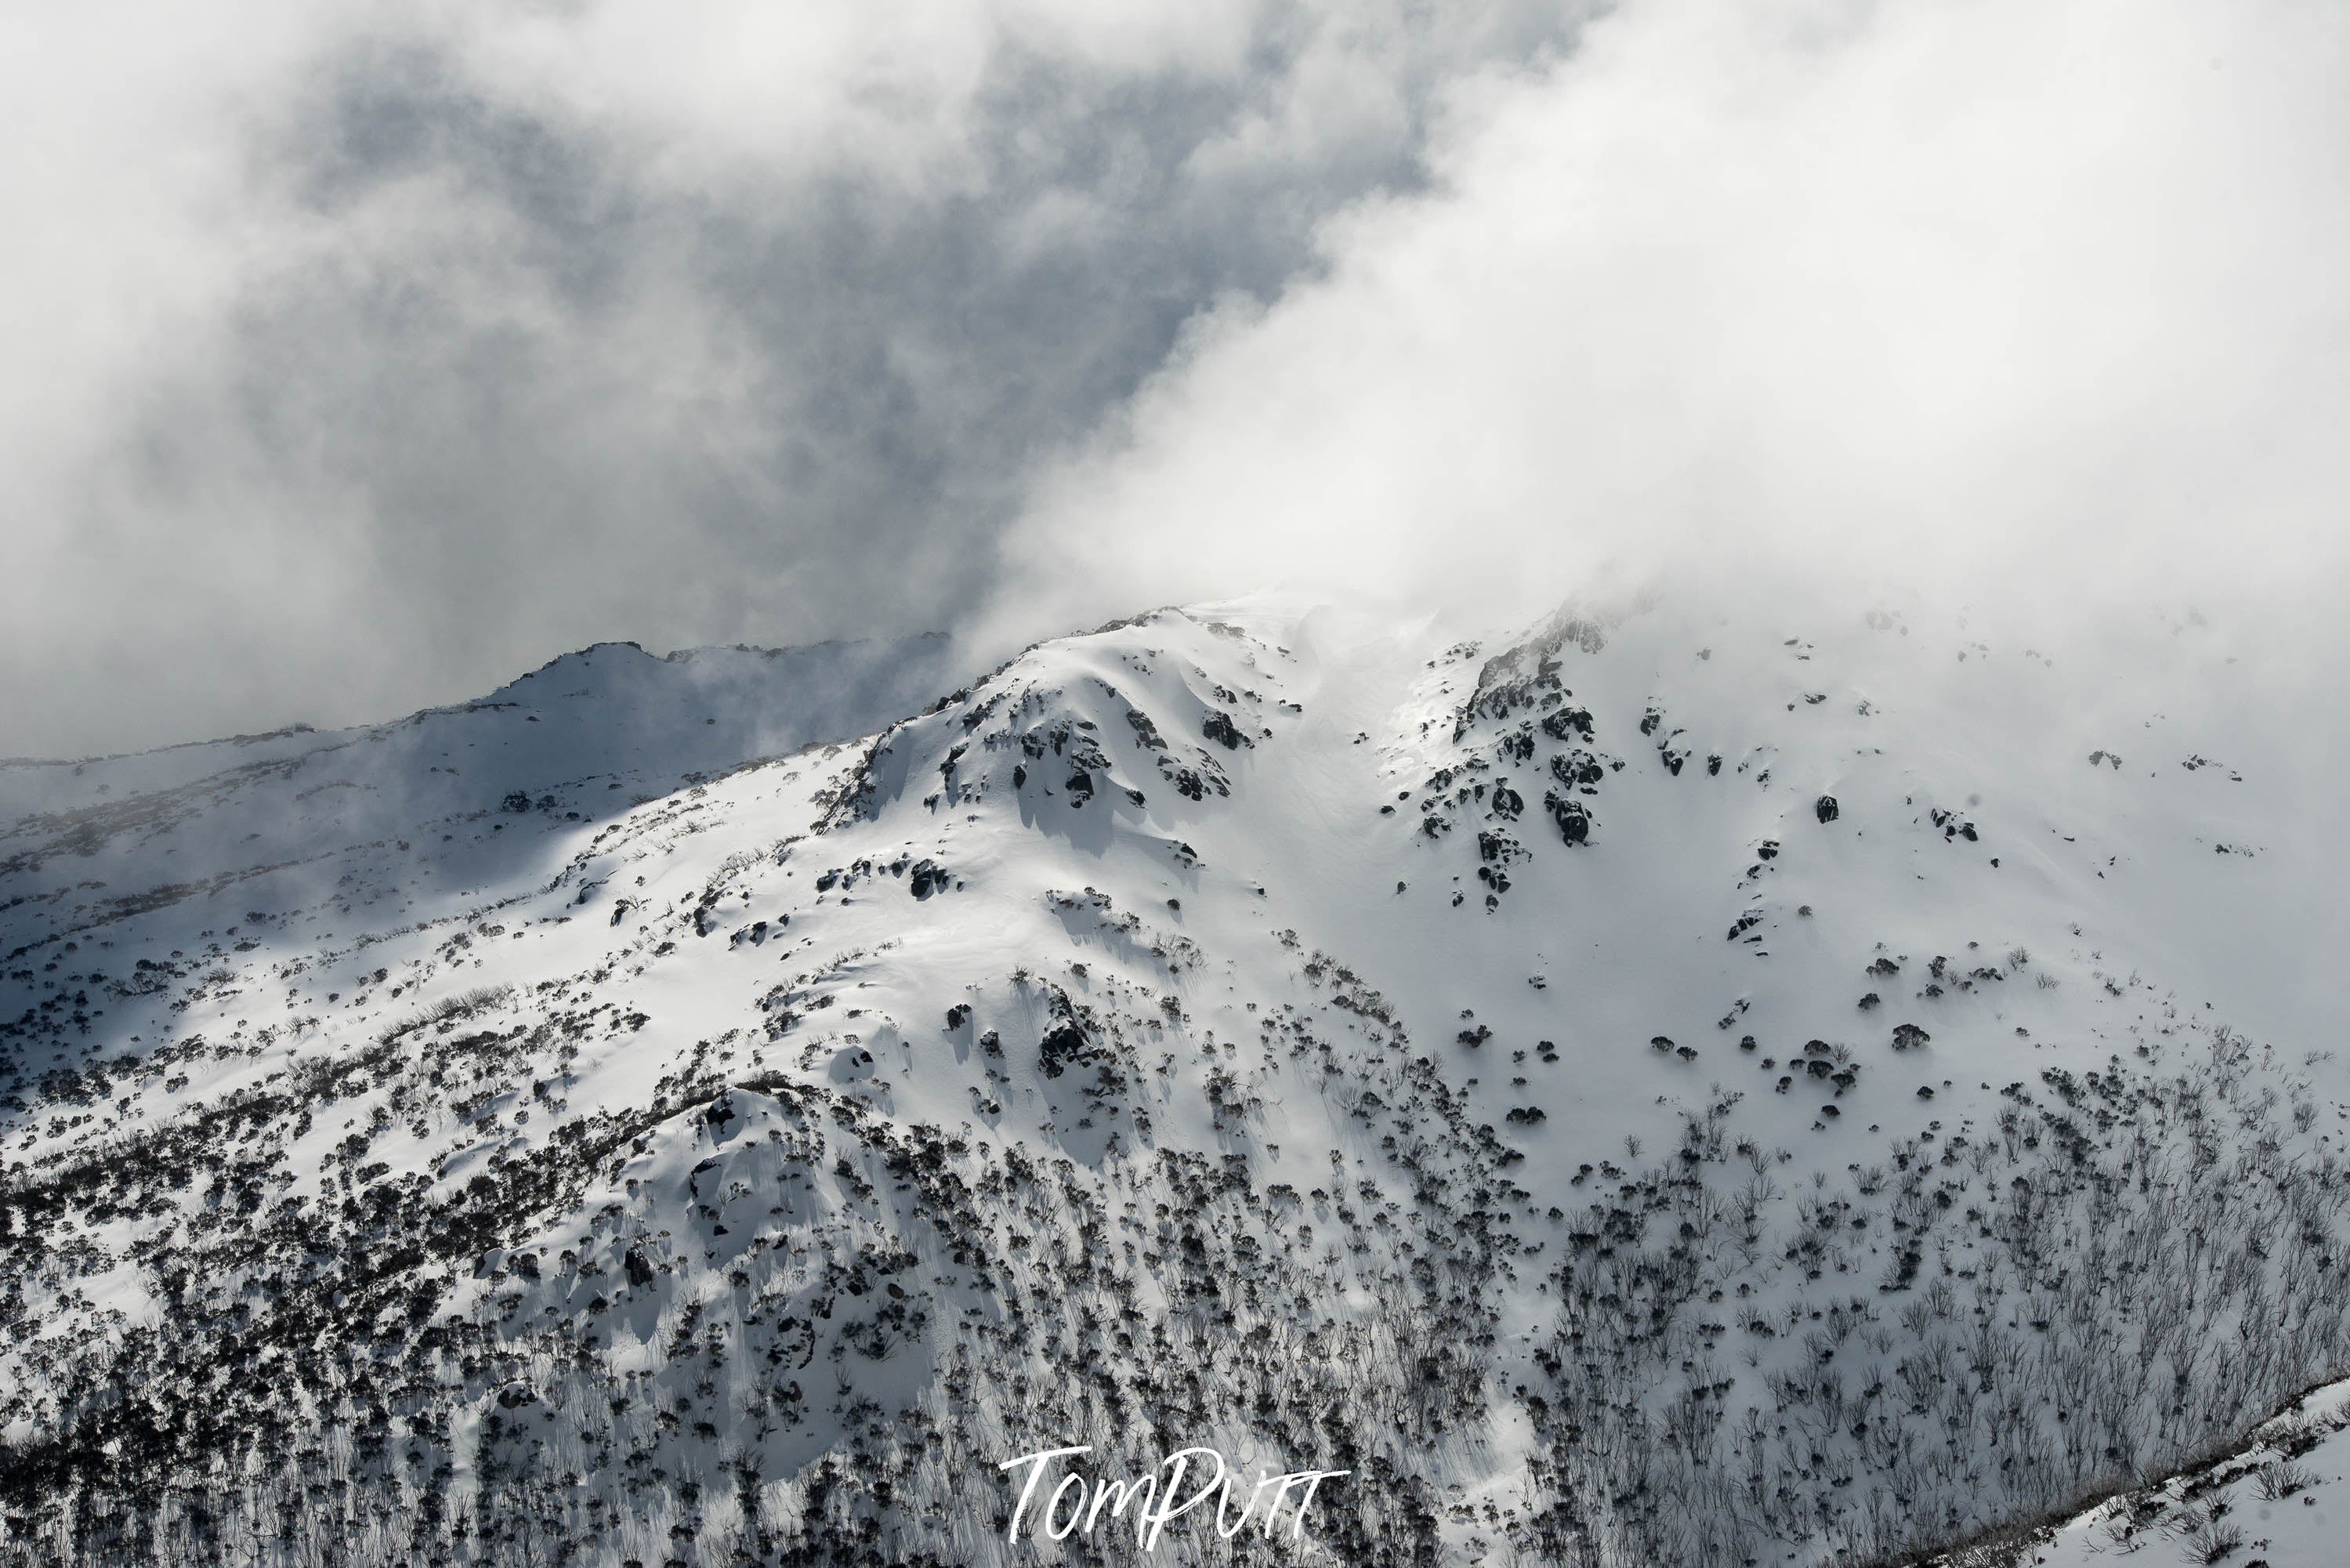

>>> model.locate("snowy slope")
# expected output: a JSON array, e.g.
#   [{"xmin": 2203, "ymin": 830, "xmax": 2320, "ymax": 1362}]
[
  {"xmin": 2, "ymin": 594, "xmax": 2344, "ymax": 1567},
  {"xmin": 0, "ymin": 636, "xmax": 952, "ymax": 962},
  {"xmin": 1929, "ymin": 1376, "xmax": 2350, "ymax": 1568}
]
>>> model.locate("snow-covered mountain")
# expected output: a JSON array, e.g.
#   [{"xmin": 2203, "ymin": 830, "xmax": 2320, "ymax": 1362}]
[{"xmin": 3, "ymin": 593, "xmax": 2344, "ymax": 1567}]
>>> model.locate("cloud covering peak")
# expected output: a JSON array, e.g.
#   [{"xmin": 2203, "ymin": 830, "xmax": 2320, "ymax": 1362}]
[
  {"xmin": 994, "ymin": 0, "xmax": 2350, "ymax": 643},
  {"xmin": 5, "ymin": 0, "xmax": 2345, "ymax": 756}
]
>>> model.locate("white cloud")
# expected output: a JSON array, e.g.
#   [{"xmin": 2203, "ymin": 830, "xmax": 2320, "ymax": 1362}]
[{"xmin": 994, "ymin": 0, "xmax": 2350, "ymax": 643}]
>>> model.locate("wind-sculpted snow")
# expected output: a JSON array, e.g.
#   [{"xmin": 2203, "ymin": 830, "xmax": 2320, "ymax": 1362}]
[{"xmin": 0, "ymin": 596, "xmax": 2340, "ymax": 1566}]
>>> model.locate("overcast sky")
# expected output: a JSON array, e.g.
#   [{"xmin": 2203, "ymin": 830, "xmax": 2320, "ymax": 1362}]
[{"xmin": 6, "ymin": 0, "xmax": 2347, "ymax": 759}]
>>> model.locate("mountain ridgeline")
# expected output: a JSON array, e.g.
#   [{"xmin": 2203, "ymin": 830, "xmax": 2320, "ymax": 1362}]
[{"xmin": 1, "ymin": 595, "xmax": 2341, "ymax": 1566}]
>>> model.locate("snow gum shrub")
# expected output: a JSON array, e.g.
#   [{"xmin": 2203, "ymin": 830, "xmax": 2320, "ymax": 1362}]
[
  {"xmin": 1515, "ymin": 1025, "xmax": 2350, "ymax": 1568},
  {"xmin": 378, "ymin": 984, "xmax": 515, "ymax": 1043}
]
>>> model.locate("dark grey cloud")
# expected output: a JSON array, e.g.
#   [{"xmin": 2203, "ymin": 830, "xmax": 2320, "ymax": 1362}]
[{"xmin": 3, "ymin": 1, "xmax": 1591, "ymax": 759}]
